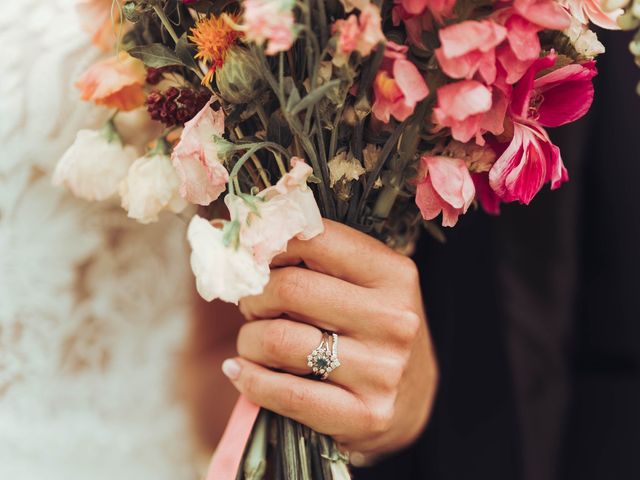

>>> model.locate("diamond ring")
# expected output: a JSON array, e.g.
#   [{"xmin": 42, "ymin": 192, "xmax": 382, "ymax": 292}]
[{"xmin": 307, "ymin": 332, "xmax": 340, "ymax": 380}]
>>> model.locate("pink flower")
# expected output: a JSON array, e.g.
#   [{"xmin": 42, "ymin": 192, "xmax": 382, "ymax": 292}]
[
  {"xmin": 416, "ymin": 155, "xmax": 475, "ymax": 227},
  {"xmin": 514, "ymin": 0, "xmax": 572, "ymax": 30},
  {"xmin": 171, "ymin": 99, "xmax": 229, "ymax": 205},
  {"xmin": 76, "ymin": 52, "xmax": 147, "ymax": 111},
  {"xmin": 372, "ymin": 42, "xmax": 429, "ymax": 123},
  {"xmin": 561, "ymin": 0, "xmax": 622, "ymax": 30},
  {"xmin": 243, "ymin": 0, "xmax": 297, "ymax": 55},
  {"xmin": 489, "ymin": 121, "xmax": 566, "ymax": 204},
  {"xmin": 489, "ymin": 54, "xmax": 596, "ymax": 204},
  {"xmin": 432, "ymin": 80, "xmax": 508, "ymax": 145},
  {"xmin": 227, "ymin": 158, "xmax": 324, "ymax": 264},
  {"xmin": 435, "ymin": 20, "xmax": 507, "ymax": 84},
  {"xmin": 394, "ymin": 0, "xmax": 455, "ymax": 21},
  {"xmin": 472, "ymin": 172, "xmax": 501, "ymax": 215},
  {"xmin": 333, "ymin": 3, "xmax": 385, "ymax": 66}
]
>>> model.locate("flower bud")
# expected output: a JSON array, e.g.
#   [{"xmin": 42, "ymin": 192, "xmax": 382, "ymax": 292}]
[{"xmin": 215, "ymin": 47, "xmax": 265, "ymax": 104}]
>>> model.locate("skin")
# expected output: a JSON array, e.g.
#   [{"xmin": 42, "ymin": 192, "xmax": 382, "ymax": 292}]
[{"xmin": 183, "ymin": 219, "xmax": 438, "ymax": 458}]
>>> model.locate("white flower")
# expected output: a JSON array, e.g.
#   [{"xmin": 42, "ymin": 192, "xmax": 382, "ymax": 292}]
[
  {"xmin": 187, "ymin": 215, "xmax": 269, "ymax": 304},
  {"xmin": 119, "ymin": 153, "xmax": 188, "ymax": 224},
  {"xmin": 328, "ymin": 151, "xmax": 366, "ymax": 187},
  {"xmin": 53, "ymin": 128, "xmax": 137, "ymax": 201},
  {"xmin": 565, "ymin": 17, "xmax": 605, "ymax": 58},
  {"xmin": 227, "ymin": 157, "xmax": 324, "ymax": 264}
]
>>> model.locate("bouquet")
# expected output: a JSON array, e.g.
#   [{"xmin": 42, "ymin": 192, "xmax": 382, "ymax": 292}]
[{"xmin": 55, "ymin": 0, "xmax": 635, "ymax": 478}]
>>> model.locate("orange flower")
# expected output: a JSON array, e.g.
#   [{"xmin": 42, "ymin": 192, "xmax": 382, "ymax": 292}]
[
  {"xmin": 76, "ymin": 52, "xmax": 147, "ymax": 111},
  {"xmin": 76, "ymin": 0, "xmax": 123, "ymax": 51},
  {"xmin": 189, "ymin": 14, "xmax": 242, "ymax": 84}
]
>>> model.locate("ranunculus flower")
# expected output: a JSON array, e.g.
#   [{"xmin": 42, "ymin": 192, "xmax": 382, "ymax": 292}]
[
  {"xmin": 53, "ymin": 128, "xmax": 137, "ymax": 201},
  {"xmin": 432, "ymin": 80, "xmax": 507, "ymax": 145},
  {"xmin": 415, "ymin": 155, "xmax": 475, "ymax": 227},
  {"xmin": 119, "ymin": 153, "xmax": 188, "ymax": 224},
  {"xmin": 372, "ymin": 42, "xmax": 429, "ymax": 123},
  {"xmin": 435, "ymin": 20, "xmax": 507, "ymax": 84},
  {"xmin": 171, "ymin": 99, "xmax": 229, "ymax": 206},
  {"xmin": 187, "ymin": 215, "xmax": 270, "ymax": 304},
  {"xmin": 560, "ymin": 0, "xmax": 623, "ymax": 29},
  {"xmin": 242, "ymin": 0, "xmax": 297, "ymax": 55},
  {"xmin": 76, "ymin": 52, "xmax": 147, "ymax": 111},
  {"xmin": 227, "ymin": 158, "xmax": 324, "ymax": 264},
  {"xmin": 76, "ymin": 0, "xmax": 121, "ymax": 51},
  {"xmin": 332, "ymin": 3, "xmax": 385, "ymax": 66}
]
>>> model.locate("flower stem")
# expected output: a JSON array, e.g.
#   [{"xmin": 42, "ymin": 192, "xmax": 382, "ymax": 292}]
[{"xmin": 152, "ymin": 5, "xmax": 180, "ymax": 44}]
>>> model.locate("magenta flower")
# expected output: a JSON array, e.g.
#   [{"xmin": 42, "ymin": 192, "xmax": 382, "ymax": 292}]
[
  {"xmin": 489, "ymin": 54, "xmax": 597, "ymax": 204},
  {"xmin": 416, "ymin": 155, "xmax": 475, "ymax": 227},
  {"xmin": 371, "ymin": 42, "xmax": 429, "ymax": 123}
]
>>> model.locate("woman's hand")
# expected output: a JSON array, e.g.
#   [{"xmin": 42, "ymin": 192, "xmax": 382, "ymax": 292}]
[{"xmin": 221, "ymin": 219, "xmax": 438, "ymax": 457}]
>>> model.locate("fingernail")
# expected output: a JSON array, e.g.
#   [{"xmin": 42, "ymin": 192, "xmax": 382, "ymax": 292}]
[{"xmin": 222, "ymin": 358, "xmax": 241, "ymax": 380}]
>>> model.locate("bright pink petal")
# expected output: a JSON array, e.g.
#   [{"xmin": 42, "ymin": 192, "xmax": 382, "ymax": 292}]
[{"xmin": 472, "ymin": 172, "xmax": 501, "ymax": 215}]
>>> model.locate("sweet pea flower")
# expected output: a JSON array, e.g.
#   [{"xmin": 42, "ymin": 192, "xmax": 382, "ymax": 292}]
[
  {"xmin": 372, "ymin": 42, "xmax": 429, "ymax": 123},
  {"xmin": 435, "ymin": 20, "xmax": 507, "ymax": 84},
  {"xmin": 415, "ymin": 155, "xmax": 475, "ymax": 227},
  {"xmin": 119, "ymin": 153, "xmax": 188, "ymax": 224},
  {"xmin": 76, "ymin": 0, "xmax": 121, "ymax": 51},
  {"xmin": 395, "ymin": 0, "xmax": 455, "ymax": 20},
  {"xmin": 472, "ymin": 172, "xmax": 501, "ymax": 215},
  {"xmin": 392, "ymin": 0, "xmax": 455, "ymax": 46},
  {"xmin": 171, "ymin": 99, "xmax": 229, "ymax": 206},
  {"xmin": 187, "ymin": 215, "xmax": 270, "ymax": 304},
  {"xmin": 489, "ymin": 54, "xmax": 596, "ymax": 203},
  {"xmin": 227, "ymin": 158, "xmax": 324, "ymax": 264},
  {"xmin": 53, "ymin": 128, "xmax": 137, "ymax": 201},
  {"xmin": 332, "ymin": 3, "xmax": 385, "ymax": 66},
  {"xmin": 432, "ymin": 80, "xmax": 507, "ymax": 145},
  {"xmin": 242, "ymin": 0, "xmax": 297, "ymax": 55},
  {"xmin": 561, "ymin": 0, "xmax": 623, "ymax": 29},
  {"xmin": 76, "ymin": 52, "xmax": 147, "ymax": 111}
]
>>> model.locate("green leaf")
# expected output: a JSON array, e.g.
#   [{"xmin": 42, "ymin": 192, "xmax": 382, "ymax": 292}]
[
  {"xmin": 175, "ymin": 33, "xmax": 201, "ymax": 72},
  {"xmin": 127, "ymin": 44, "xmax": 185, "ymax": 68},
  {"xmin": 288, "ymin": 80, "xmax": 341, "ymax": 116}
]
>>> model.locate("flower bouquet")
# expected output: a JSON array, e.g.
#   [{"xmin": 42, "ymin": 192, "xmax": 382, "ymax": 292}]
[{"xmin": 56, "ymin": 0, "xmax": 635, "ymax": 478}]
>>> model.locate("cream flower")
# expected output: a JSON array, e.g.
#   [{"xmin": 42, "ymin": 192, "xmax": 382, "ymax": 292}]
[
  {"xmin": 119, "ymin": 153, "xmax": 188, "ymax": 224},
  {"xmin": 187, "ymin": 215, "xmax": 269, "ymax": 304},
  {"xmin": 564, "ymin": 17, "xmax": 606, "ymax": 58},
  {"xmin": 328, "ymin": 151, "xmax": 366, "ymax": 187},
  {"xmin": 227, "ymin": 157, "xmax": 324, "ymax": 264},
  {"xmin": 53, "ymin": 128, "xmax": 137, "ymax": 201},
  {"xmin": 171, "ymin": 98, "xmax": 229, "ymax": 206}
]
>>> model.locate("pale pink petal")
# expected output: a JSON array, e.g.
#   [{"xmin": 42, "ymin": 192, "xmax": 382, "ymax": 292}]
[{"xmin": 514, "ymin": 0, "xmax": 572, "ymax": 30}]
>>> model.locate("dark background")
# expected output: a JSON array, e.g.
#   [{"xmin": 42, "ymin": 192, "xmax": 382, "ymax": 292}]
[{"xmin": 355, "ymin": 29, "xmax": 640, "ymax": 480}]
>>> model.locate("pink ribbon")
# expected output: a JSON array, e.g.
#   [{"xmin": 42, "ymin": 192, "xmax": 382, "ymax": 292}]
[{"xmin": 205, "ymin": 395, "xmax": 261, "ymax": 480}]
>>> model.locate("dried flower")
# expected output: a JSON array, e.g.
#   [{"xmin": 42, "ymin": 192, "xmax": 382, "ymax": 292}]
[
  {"xmin": 146, "ymin": 87, "xmax": 211, "ymax": 127},
  {"xmin": 215, "ymin": 47, "xmax": 266, "ymax": 104}
]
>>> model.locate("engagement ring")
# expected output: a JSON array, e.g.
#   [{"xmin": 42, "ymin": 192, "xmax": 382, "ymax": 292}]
[{"xmin": 307, "ymin": 332, "xmax": 340, "ymax": 380}]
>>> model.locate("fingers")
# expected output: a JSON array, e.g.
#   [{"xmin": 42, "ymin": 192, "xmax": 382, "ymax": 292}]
[
  {"xmin": 221, "ymin": 357, "xmax": 368, "ymax": 438},
  {"xmin": 236, "ymin": 319, "xmax": 391, "ymax": 392},
  {"xmin": 239, "ymin": 266, "xmax": 396, "ymax": 338},
  {"xmin": 272, "ymin": 219, "xmax": 403, "ymax": 288}
]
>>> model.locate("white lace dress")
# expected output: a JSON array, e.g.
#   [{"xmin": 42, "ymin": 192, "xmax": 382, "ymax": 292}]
[{"xmin": 0, "ymin": 1, "xmax": 201, "ymax": 478}]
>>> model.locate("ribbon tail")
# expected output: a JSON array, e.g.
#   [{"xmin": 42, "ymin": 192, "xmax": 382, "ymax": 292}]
[{"xmin": 205, "ymin": 395, "xmax": 261, "ymax": 480}]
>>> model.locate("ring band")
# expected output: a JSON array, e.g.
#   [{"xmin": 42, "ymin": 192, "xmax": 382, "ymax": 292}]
[{"xmin": 307, "ymin": 331, "xmax": 340, "ymax": 380}]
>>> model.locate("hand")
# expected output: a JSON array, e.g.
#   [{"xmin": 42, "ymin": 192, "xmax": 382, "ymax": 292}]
[{"xmin": 222, "ymin": 220, "xmax": 438, "ymax": 457}]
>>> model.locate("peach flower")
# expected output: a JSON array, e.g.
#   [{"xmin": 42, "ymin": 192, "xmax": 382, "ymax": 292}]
[
  {"xmin": 53, "ymin": 128, "xmax": 137, "ymax": 201},
  {"xmin": 332, "ymin": 3, "xmax": 385, "ymax": 66},
  {"xmin": 227, "ymin": 158, "xmax": 324, "ymax": 264},
  {"xmin": 415, "ymin": 155, "xmax": 475, "ymax": 227},
  {"xmin": 560, "ymin": 0, "xmax": 622, "ymax": 29},
  {"xmin": 76, "ymin": 52, "xmax": 147, "ymax": 111},
  {"xmin": 76, "ymin": 0, "xmax": 122, "ymax": 51},
  {"xmin": 171, "ymin": 99, "xmax": 229, "ymax": 206},
  {"xmin": 372, "ymin": 42, "xmax": 429, "ymax": 123},
  {"xmin": 119, "ymin": 153, "xmax": 188, "ymax": 224}
]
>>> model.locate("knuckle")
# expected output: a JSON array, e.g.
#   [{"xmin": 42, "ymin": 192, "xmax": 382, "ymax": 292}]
[
  {"xmin": 379, "ymin": 356, "xmax": 405, "ymax": 391},
  {"xmin": 262, "ymin": 320, "xmax": 291, "ymax": 360},
  {"xmin": 398, "ymin": 255, "xmax": 420, "ymax": 284},
  {"xmin": 365, "ymin": 402, "xmax": 395, "ymax": 436},
  {"xmin": 392, "ymin": 309, "xmax": 421, "ymax": 345},
  {"xmin": 284, "ymin": 384, "xmax": 308, "ymax": 414},
  {"xmin": 274, "ymin": 268, "xmax": 307, "ymax": 303}
]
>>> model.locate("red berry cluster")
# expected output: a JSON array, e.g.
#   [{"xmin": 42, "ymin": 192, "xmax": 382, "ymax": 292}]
[
  {"xmin": 145, "ymin": 67, "xmax": 173, "ymax": 85},
  {"xmin": 146, "ymin": 87, "xmax": 210, "ymax": 127}
]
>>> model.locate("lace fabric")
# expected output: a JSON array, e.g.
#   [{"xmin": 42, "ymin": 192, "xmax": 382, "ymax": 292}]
[{"xmin": 0, "ymin": 1, "xmax": 200, "ymax": 478}]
